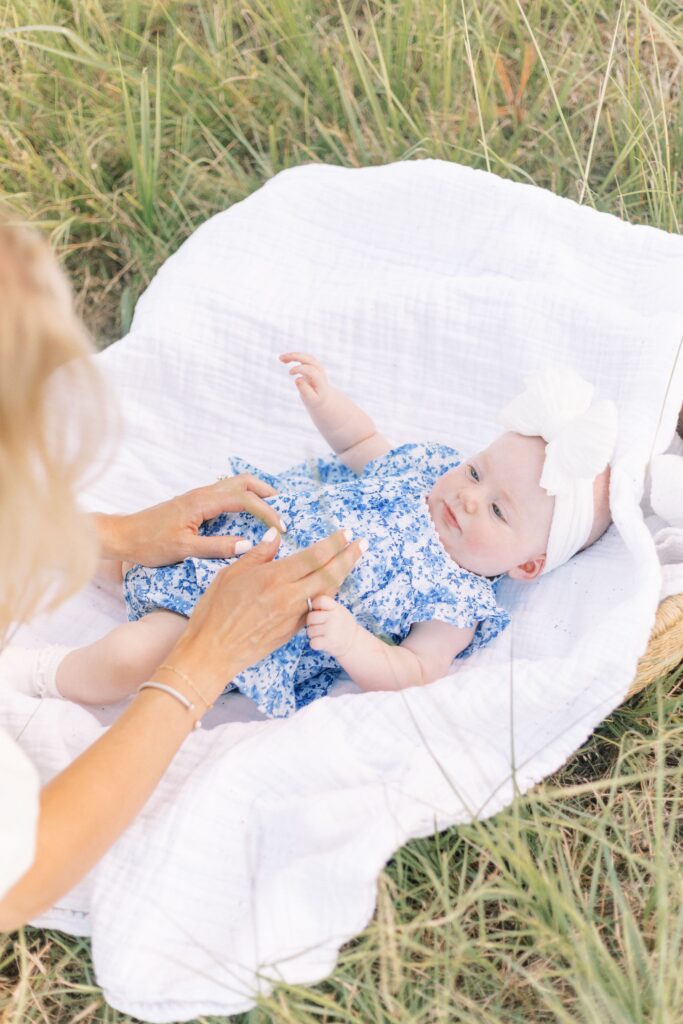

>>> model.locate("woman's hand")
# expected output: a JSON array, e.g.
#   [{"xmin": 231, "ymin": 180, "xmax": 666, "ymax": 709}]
[
  {"xmin": 95, "ymin": 474, "xmax": 285, "ymax": 566},
  {"xmin": 0, "ymin": 526, "xmax": 366, "ymax": 933},
  {"xmin": 166, "ymin": 528, "xmax": 368, "ymax": 701}
]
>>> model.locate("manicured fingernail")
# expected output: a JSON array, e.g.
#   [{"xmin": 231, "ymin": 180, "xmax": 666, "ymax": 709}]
[
  {"xmin": 279, "ymin": 518, "xmax": 287, "ymax": 533},
  {"xmin": 263, "ymin": 527, "xmax": 278, "ymax": 542},
  {"xmin": 359, "ymin": 538, "xmax": 369, "ymax": 552},
  {"xmin": 343, "ymin": 529, "xmax": 353, "ymax": 542},
  {"xmin": 235, "ymin": 540, "xmax": 252, "ymax": 555}
]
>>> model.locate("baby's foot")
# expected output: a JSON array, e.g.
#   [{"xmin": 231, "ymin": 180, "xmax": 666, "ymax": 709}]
[{"xmin": 0, "ymin": 644, "xmax": 74, "ymax": 699}]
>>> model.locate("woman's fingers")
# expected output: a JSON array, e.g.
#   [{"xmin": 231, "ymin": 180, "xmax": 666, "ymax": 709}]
[
  {"xmin": 115, "ymin": 472, "xmax": 281, "ymax": 567},
  {"xmin": 191, "ymin": 475, "xmax": 278, "ymax": 522},
  {"xmin": 186, "ymin": 534, "xmax": 253, "ymax": 559},
  {"xmin": 291, "ymin": 533, "xmax": 367, "ymax": 599},
  {"xmin": 240, "ymin": 491, "xmax": 286, "ymax": 532},
  {"xmin": 279, "ymin": 529, "xmax": 353, "ymax": 583},
  {"xmin": 169, "ymin": 528, "xmax": 362, "ymax": 702},
  {"xmin": 311, "ymin": 538, "xmax": 367, "ymax": 596},
  {"xmin": 241, "ymin": 473, "xmax": 277, "ymax": 498}
]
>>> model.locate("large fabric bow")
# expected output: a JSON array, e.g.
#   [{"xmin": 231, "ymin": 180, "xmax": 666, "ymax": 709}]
[
  {"xmin": 498, "ymin": 367, "xmax": 618, "ymax": 495},
  {"xmin": 498, "ymin": 367, "xmax": 618, "ymax": 574}
]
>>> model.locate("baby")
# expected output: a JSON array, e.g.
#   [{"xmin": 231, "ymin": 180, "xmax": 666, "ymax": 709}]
[{"xmin": 45, "ymin": 356, "xmax": 617, "ymax": 718}]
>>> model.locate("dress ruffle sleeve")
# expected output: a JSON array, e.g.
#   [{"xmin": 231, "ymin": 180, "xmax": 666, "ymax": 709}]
[
  {"xmin": 361, "ymin": 442, "xmax": 463, "ymax": 488},
  {"xmin": 361, "ymin": 444, "xmax": 511, "ymax": 653}
]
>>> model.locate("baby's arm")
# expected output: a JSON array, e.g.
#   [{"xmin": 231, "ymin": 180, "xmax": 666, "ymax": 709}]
[
  {"xmin": 280, "ymin": 352, "xmax": 392, "ymax": 474},
  {"xmin": 307, "ymin": 597, "xmax": 476, "ymax": 692}
]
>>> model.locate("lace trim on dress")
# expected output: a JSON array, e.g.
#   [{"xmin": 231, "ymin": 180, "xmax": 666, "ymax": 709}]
[{"xmin": 419, "ymin": 491, "xmax": 505, "ymax": 599}]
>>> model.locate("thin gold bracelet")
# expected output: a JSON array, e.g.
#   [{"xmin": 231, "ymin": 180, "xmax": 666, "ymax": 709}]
[{"xmin": 157, "ymin": 663, "xmax": 215, "ymax": 710}]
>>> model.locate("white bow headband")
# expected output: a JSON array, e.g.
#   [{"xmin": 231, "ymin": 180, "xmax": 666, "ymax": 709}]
[{"xmin": 497, "ymin": 367, "xmax": 618, "ymax": 575}]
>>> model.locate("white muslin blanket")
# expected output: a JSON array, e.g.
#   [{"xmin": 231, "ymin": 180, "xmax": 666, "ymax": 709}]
[
  {"xmin": 643, "ymin": 432, "xmax": 683, "ymax": 599},
  {"xmin": 3, "ymin": 160, "xmax": 683, "ymax": 1022}
]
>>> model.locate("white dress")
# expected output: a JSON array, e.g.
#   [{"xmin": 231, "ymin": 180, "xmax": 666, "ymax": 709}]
[{"xmin": 0, "ymin": 725, "xmax": 40, "ymax": 901}]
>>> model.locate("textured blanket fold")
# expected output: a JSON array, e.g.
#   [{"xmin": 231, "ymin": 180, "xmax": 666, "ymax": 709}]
[
  {"xmin": 645, "ymin": 432, "xmax": 683, "ymax": 599},
  {"xmin": 2, "ymin": 159, "xmax": 682, "ymax": 1022}
]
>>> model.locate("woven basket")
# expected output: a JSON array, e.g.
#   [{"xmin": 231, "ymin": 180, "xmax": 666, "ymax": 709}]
[{"xmin": 628, "ymin": 592, "xmax": 683, "ymax": 698}]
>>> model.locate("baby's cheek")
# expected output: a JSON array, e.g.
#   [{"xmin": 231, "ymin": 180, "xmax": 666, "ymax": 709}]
[{"xmin": 462, "ymin": 526, "xmax": 491, "ymax": 556}]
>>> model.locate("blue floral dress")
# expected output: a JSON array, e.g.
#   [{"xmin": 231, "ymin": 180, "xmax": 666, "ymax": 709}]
[{"xmin": 124, "ymin": 444, "xmax": 510, "ymax": 718}]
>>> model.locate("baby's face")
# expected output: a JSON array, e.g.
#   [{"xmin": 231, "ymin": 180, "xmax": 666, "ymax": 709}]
[{"xmin": 427, "ymin": 432, "xmax": 555, "ymax": 579}]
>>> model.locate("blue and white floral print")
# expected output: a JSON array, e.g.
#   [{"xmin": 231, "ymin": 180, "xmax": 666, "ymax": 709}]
[{"xmin": 124, "ymin": 444, "xmax": 510, "ymax": 718}]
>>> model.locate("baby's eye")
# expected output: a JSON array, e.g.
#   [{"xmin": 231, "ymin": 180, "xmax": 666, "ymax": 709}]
[
  {"xmin": 492, "ymin": 503, "xmax": 505, "ymax": 521},
  {"xmin": 468, "ymin": 465, "xmax": 479, "ymax": 482}
]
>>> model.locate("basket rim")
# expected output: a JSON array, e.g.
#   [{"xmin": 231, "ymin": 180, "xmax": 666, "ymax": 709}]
[{"xmin": 627, "ymin": 591, "xmax": 683, "ymax": 698}]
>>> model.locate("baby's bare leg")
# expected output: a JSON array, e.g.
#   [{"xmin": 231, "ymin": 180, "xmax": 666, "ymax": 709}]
[{"xmin": 56, "ymin": 611, "xmax": 187, "ymax": 704}]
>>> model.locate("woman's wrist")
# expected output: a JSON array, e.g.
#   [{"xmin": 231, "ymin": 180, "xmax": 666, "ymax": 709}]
[
  {"xmin": 133, "ymin": 680, "xmax": 205, "ymax": 734},
  {"xmin": 93, "ymin": 512, "xmax": 136, "ymax": 561},
  {"xmin": 159, "ymin": 633, "xmax": 241, "ymax": 708}
]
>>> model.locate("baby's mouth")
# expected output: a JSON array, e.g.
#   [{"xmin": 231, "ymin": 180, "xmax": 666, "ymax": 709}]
[{"xmin": 443, "ymin": 500, "xmax": 460, "ymax": 530}]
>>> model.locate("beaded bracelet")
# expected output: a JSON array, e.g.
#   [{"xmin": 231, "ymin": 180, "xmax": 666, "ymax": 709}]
[{"xmin": 137, "ymin": 681, "xmax": 203, "ymax": 730}]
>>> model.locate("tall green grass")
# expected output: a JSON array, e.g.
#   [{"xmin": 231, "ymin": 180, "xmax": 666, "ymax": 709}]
[
  {"xmin": 1, "ymin": 1, "xmax": 682, "ymax": 1021},
  {"xmin": 1, "ymin": 0, "xmax": 681, "ymax": 344}
]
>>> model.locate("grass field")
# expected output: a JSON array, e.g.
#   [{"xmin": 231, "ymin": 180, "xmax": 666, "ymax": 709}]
[{"xmin": 1, "ymin": 1, "xmax": 682, "ymax": 1021}]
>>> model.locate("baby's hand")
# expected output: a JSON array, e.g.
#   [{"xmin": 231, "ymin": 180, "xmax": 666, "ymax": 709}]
[
  {"xmin": 279, "ymin": 352, "xmax": 332, "ymax": 409},
  {"xmin": 306, "ymin": 594, "xmax": 358, "ymax": 658}
]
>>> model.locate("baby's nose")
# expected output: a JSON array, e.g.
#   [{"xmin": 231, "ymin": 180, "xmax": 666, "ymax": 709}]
[{"xmin": 460, "ymin": 489, "xmax": 478, "ymax": 514}]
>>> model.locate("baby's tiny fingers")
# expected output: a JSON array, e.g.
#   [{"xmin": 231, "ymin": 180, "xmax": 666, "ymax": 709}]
[
  {"xmin": 306, "ymin": 626, "xmax": 325, "ymax": 640},
  {"xmin": 311, "ymin": 594, "xmax": 336, "ymax": 611},
  {"xmin": 297, "ymin": 380, "xmax": 319, "ymax": 403},
  {"xmin": 281, "ymin": 351, "xmax": 321, "ymax": 368},
  {"xmin": 288, "ymin": 364, "xmax": 319, "ymax": 383},
  {"xmin": 306, "ymin": 610, "xmax": 328, "ymax": 626}
]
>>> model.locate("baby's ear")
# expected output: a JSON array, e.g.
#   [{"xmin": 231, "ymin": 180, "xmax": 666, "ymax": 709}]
[{"xmin": 507, "ymin": 555, "xmax": 545, "ymax": 581}]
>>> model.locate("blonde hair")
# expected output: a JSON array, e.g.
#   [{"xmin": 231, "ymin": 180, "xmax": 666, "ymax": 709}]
[{"xmin": 0, "ymin": 218, "xmax": 115, "ymax": 644}]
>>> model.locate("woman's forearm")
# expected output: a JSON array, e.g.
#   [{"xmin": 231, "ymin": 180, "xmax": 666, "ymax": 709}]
[
  {"xmin": 0, "ymin": 529, "xmax": 365, "ymax": 932},
  {"xmin": 0, "ymin": 677, "xmax": 215, "ymax": 932},
  {"xmin": 93, "ymin": 512, "xmax": 131, "ymax": 560}
]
